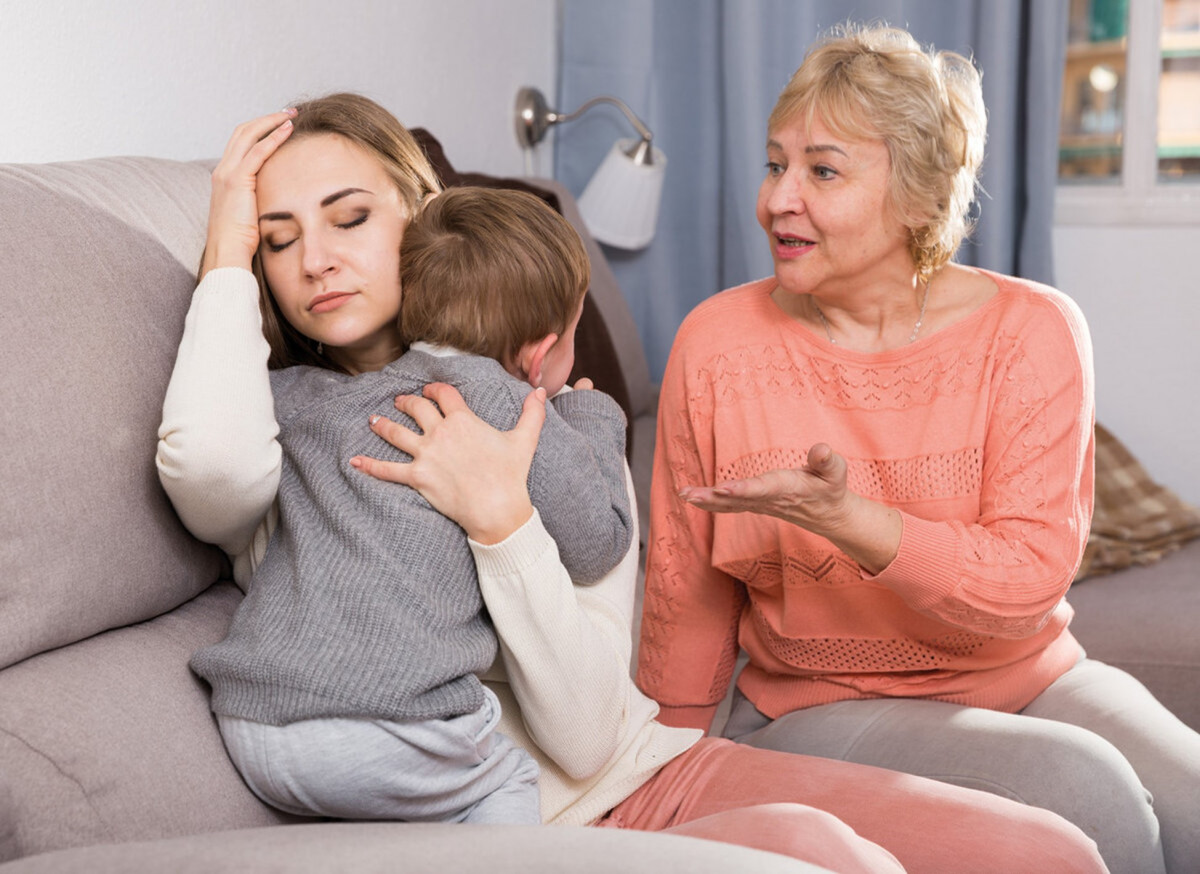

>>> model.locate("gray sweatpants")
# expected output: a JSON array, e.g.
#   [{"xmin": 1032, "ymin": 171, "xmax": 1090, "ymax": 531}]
[
  {"xmin": 218, "ymin": 686, "xmax": 540, "ymax": 825},
  {"xmin": 724, "ymin": 658, "xmax": 1200, "ymax": 874}
]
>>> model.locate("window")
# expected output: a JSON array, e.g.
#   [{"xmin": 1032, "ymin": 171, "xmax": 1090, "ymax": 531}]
[{"xmin": 1057, "ymin": 0, "xmax": 1200, "ymax": 223}]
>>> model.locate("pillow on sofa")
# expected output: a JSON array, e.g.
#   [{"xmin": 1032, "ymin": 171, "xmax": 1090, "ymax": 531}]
[
  {"xmin": 1074, "ymin": 422, "xmax": 1200, "ymax": 582},
  {"xmin": 0, "ymin": 158, "xmax": 226, "ymax": 669},
  {"xmin": 0, "ymin": 582, "xmax": 295, "ymax": 862}
]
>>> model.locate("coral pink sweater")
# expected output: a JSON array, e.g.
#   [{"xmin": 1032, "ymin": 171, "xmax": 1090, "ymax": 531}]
[{"xmin": 637, "ymin": 271, "xmax": 1095, "ymax": 733}]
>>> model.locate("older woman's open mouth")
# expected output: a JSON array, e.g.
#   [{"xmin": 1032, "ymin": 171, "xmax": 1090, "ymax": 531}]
[{"xmin": 774, "ymin": 233, "xmax": 815, "ymax": 258}]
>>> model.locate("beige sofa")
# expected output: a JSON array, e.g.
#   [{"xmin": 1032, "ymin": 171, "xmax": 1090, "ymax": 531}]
[
  {"xmin": 0, "ymin": 154, "xmax": 808, "ymax": 873},
  {"xmin": 1, "ymin": 145, "xmax": 1196, "ymax": 872}
]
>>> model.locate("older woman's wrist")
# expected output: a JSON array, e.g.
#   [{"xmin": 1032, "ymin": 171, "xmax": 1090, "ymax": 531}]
[{"xmin": 823, "ymin": 493, "xmax": 902, "ymax": 575}]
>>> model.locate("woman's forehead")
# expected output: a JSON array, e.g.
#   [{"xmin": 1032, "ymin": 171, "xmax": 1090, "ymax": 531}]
[
  {"xmin": 771, "ymin": 96, "xmax": 879, "ymax": 145},
  {"xmin": 257, "ymin": 134, "xmax": 394, "ymax": 207}
]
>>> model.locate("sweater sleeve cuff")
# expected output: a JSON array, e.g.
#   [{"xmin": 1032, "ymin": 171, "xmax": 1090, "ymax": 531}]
[
  {"xmin": 468, "ymin": 508, "xmax": 558, "ymax": 579},
  {"xmin": 653, "ymin": 702, "xmax": 720, "ymax": 734},
  {"xmin": 197, "ymin": 265, "xmax": 259, "ymax": 297},
  {"xmin": 866, "ymin": 511, "xmax": 963, "ymax": 610},
  {"xmin": 550, "ymin": 385, "xmax": 624, "ymax": 420}
]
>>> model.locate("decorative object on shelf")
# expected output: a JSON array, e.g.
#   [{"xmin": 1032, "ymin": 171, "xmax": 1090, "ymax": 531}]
[{"xmin": 514, "ymin": 86, "xmax": 666, "ymax": 249}]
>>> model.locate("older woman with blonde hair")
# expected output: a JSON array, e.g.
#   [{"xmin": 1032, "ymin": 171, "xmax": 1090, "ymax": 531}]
[{"xmin": 638, "ymin": 23, "xmax": 1200, "ymax": 874}]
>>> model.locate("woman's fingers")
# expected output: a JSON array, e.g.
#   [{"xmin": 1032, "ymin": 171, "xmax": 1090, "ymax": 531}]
[
  {"xmin": 221, "ymin": 109, "xmax": 297, "ymax": 163},
  {"xmin": 367, "ymin": 411, "xmax": 421, "ymax": 454},
  {"xmin": 420, "ymin": 382, "xmax": 470, "ymax": 415},
  {"xmin": 804, "ymin": 442, "xmax": 848, "ymax": 489},
  {"xmin": 393, "ymin": 391, "xmax": 445, "ymax": 435},
  {"xmin": 354, "ymin": 384, "xmax": 547, "ymax": 545},
  {"xmin": 385, "ymin": 384, "xmax": 546, "ymax": 460},
  {"xmin": 681, "ymin": 470, "xmax": 805, "ymax": 512},
  {"xmin": 512, "ymin": 386, "xmax": 548, "ymax": 454},
  {"xmin": 348, "ymin": 453, "xmax": 411, "ymax": 485},
  {"xmin": 241, "ymin": 112, "xmax": 296, "ymax": 170}
]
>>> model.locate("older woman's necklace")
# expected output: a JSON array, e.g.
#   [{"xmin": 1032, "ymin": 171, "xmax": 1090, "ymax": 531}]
[{"xmin": 812, "ymin": 279, "xmax": 930, "ymax": 346}]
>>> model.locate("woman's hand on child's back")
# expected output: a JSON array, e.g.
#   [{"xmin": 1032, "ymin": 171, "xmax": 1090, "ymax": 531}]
[{"xmin": 352, "ymin": 382, "xmax": 547, "ymax": 545}]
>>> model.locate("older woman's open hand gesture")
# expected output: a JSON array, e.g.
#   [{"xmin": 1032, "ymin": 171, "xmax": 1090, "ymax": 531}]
[
  {"xmin": 680, "ymin": 443, "xmax": 902, "ymax": 575},
  {"xmin": 680, "ymin": 442, "xmax": 848, "ymax": 520},
  {"xmin": 199, "ymin": 109, "xmax": 297, "ymax": 277}
]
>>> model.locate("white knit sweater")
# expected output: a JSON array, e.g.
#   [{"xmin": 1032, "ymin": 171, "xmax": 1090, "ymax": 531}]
[{"xmin": 155, "ymin": 267, "xmax": 700, "ymax": 825}]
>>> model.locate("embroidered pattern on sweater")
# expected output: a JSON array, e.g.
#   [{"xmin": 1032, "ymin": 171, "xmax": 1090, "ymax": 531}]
[
  {"xmin": 722, "ymin": 550, "xmax": 860, "ymax": 590},
  {"xmin": 701, "ymin": 342, "xmax": 988, "ymax": 411},
  {"xmin": 719, "ymin": 448, "xmax": 985, "ymax": 506},
  {"xmin": 749, "ymin": 603, "xmax": 988, "ymax": 672}
]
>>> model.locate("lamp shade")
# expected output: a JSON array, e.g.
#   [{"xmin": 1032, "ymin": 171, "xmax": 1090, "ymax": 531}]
[{"xmin": 576, "ymin": 138, "xmax": 666, "ymax": 250}]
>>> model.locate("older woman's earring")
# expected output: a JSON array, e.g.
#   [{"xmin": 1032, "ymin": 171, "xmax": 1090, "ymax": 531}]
[{"xmin": 317, "ymin": 342, "xmax": 324, "ymax": 356}]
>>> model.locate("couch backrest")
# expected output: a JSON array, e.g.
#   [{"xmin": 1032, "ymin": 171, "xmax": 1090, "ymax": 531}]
[{"xmin": 0, "ymin": 158, "xmax": 227, "ymax": 668}]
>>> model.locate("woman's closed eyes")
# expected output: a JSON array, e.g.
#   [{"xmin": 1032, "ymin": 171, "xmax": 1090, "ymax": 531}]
[{"xmin": 261, "ymin": 208, "xmax": 372, "ymax": 254}]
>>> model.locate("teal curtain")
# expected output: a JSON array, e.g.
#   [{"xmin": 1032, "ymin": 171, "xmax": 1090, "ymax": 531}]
[{"xmin": 556, "ymin": 0, "xmax": 1069, "ymax": 379}]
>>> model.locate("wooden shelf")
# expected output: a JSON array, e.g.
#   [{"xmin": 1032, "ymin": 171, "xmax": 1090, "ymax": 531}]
[{"xmin": 1066, "ymin": 37, "xmax": 1128, "ymax": 60}]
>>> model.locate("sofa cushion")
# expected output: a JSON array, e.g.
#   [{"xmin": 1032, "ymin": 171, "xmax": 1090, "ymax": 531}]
[
  {"xmin": 0, "ymin": 822, "xmax": 818, "ymax": 874},
  {"xmin": 1069, "ymin": 537, "xmax": 1200, "ymax": 732},
  {"xmin": 0, "ymin": 158, "xmax": 226, "ymax": 669},
  {"xmin": 0, "ymin": 582, "xmax": 292, "ymax": 863}
]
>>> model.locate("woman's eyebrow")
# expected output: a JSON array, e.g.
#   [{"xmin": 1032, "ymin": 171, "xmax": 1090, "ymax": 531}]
[
  {"xmin": 320, "ymin": 187, "xmax": 371, "ymax": 207},
  {"xmin": 259, "ymin": 188, "xmax": 373, "ymax": 222},
  {"xmin": 765, "ymin": 139, "xmax": 848, "ymax": 157},
  {"xmin": 804, "ymin": 144, "xmax": 847, "ymax": 156}
]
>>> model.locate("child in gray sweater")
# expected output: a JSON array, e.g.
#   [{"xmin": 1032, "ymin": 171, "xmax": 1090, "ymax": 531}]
[{"xmin": 192, "ymin": 187, "xmax": 633, "ymax": 825}]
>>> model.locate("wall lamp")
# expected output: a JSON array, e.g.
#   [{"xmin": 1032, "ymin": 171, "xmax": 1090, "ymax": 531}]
[{"xmin": 514, "ymin": 86, "xmax": 666, "ymax": 250}]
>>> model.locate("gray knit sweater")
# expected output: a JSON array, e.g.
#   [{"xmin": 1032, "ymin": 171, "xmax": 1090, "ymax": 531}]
[{"xmin": 191, "ymin": 349, "xmax": 632, "ymax": 726}]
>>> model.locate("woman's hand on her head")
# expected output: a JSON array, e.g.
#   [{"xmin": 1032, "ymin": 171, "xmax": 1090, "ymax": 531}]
[
  {"xmin": 200, "ymin": 109, "xmax": 297, "ymax": 277},
  {"xmin": 350, "ymin": 382, "xmax": 547, "ymax": 545}
]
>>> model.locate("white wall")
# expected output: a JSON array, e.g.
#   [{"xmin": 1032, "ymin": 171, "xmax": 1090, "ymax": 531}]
[
  {"xmin": 0, "ymin": 0, "xmax": 557, "ymax": 177},
  {"xmin": 1055, "ymin": 225, "xmax": 1200, "ymax": 505},
  {"xmin": 6, "ymin": 1, "xmax": 1195, "ymax": 506}
]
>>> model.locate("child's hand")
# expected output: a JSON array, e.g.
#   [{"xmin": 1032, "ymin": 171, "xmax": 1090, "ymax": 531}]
[
  {"xmin": 571, "ymin": 377, "xmax": 594, "ymax": 391},
  {"xmin": 351, "ymin": 382, "xmax": 547, "ymax": 545}
]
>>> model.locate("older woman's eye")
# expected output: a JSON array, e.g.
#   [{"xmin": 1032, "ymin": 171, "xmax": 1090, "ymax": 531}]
[
  {"xmin": 765, "ymin": 161, "xmax": 785, "ymax": 177},
  {"xmin": 813, "ymin": 164, "xmax": 838, "ymax": 180}
]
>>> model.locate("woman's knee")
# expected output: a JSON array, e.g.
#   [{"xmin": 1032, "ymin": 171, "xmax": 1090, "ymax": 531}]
[
  {"xmin": 740, "ymin": 701, "xmax": 1160, "ymax": 873},
  {"xmin": 666, "ymin": 803, "xmax": 904, "ymax": 874},
  {"xmin": 1009, "ymin": 718, "xmax": 1152, "ymax": 810}
]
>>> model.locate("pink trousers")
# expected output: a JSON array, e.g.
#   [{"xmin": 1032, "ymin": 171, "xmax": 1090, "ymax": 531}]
[{"xmin": 598, "ymin": 737, "xmax": 1107, "ymax": 874}]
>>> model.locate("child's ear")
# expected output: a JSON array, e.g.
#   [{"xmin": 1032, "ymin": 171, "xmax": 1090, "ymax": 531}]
[{"xmin": 515, "ymin": 333, "xmax": 559, "ymax": 388}]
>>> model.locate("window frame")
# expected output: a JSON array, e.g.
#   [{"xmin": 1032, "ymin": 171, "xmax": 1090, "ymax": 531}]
[{"xmin": 1056, "ymin": 0, "xmax": 1200, "ymax": 225}]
